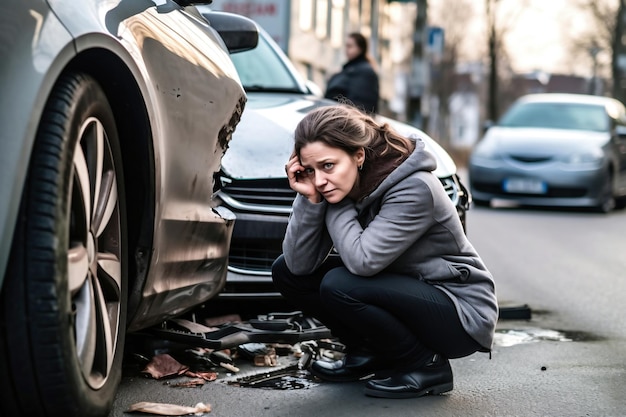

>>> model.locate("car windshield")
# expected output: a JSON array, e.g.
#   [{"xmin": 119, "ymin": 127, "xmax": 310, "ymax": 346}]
[
  {"xmin": 230, "ymin": 32, "xmax": 304, "ymax": 93},
  {"xmin": 498, "ymin": 101, "xmax": 610, "ymax": 132}
]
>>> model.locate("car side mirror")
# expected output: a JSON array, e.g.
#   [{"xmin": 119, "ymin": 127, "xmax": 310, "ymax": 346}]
[{"xmin": 202, "ymin": 11, "xmax": 259, "ymax": 54}]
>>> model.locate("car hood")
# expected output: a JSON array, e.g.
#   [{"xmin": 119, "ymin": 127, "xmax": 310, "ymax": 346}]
[
  {"xmin": 221, "ymin": 93, "xmax": 457, "ymax": 179},
  {"xmin": 480, "ymin": 127, "xmax": 610, "ymax": 156}
]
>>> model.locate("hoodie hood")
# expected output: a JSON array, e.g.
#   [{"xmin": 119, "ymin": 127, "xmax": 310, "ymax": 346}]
[{"xmin": 360, "ymin": 138, "xmax": 437, "ymax": 204}]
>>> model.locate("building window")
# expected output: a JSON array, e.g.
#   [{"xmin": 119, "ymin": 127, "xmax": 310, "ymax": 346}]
[
  {"xmin": 315, "ymin": 0, "xmax": 328, "ymax": 38},
  {"xmin": 361, "ymin": 0, "xmax": 371, "ymax": 28},
  {"xmin": 299, "ymin": 0, "xmax": 313, "ymax": 31},
  {"xmin": 330, "ymin": 0, "xmax": 345, "ymax": 47}
]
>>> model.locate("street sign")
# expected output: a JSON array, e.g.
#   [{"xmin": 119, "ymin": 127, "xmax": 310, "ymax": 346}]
[{"xmin": 427, "ymin": 26, "xmax": 444, "ymax": 57}]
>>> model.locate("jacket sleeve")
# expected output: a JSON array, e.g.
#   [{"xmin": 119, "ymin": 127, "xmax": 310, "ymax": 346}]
[
  {"xmin": 325, "ymin": 177, "xmax": 435, "ymax": 276},
  {"xmin": 282, "ymin": 194, "xmax": 335, "ymax": 275},
  {"xmin": 346, "ymin": 67, "xmax": 379, "ymax": 113},
  {"xmin": 324, "ymin": 72, "xmax": 348, "ymax": 102}
]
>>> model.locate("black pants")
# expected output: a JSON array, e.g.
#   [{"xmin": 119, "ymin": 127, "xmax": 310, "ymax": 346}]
[{"xmin": 272, "ymin": 255, "xmax": 483, "ymax": 369}]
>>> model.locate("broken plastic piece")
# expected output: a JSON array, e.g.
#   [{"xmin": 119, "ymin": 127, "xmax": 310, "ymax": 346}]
[
  {"xmin": 146, "ymin": 311, "xmax": 331, "ymax": 350},
  {"xmin": 253, "ymin": 347, "xmax": 277, "ymax": 367}
]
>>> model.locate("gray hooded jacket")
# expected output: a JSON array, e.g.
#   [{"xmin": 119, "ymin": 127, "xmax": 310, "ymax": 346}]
[{"xmin": 282, "ymin": 138, "xmax": 498, "ymax": 350}]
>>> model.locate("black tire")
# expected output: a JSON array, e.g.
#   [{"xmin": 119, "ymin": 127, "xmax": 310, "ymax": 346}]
[
  {"xmin": 615, "ymin": 196, "xmax": 626, "ymax": 210},
  {"xmin": 0, "ymin": 73, "xmax": 127, "ymax": 417},
  {"xmin": 594, "ymin": 170, "xmax": 615, "ymax": 213},
  {"xmin": 472, "ymin": 198, "xmax": 490, "ymax": 207}
]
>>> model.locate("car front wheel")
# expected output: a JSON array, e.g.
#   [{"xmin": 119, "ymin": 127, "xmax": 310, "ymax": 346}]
[{"xmin": 0, "ymin": 73, "xmax": 127, "ymax": 417}]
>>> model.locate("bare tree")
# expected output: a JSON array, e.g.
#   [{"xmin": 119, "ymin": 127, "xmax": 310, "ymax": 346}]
[
  {"xmin": 485, "ymin": 0, "xmax": 529, "ymax": 122},
  {"xmin": 613, "ymin": 0, "xmax": 626, "ymax": 102},
  {"xmin": 567, "ymin": 0, "xmax": 619, "ymax": 95}
]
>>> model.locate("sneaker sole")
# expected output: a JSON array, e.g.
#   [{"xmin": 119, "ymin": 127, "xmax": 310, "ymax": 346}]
[
  {"xmin": 364, "ymin": 382, "xmax": 453, "ymax": 399},
  {"xmin": 309, "ymin": 366, "xmax": 377, "ymax": 383}
]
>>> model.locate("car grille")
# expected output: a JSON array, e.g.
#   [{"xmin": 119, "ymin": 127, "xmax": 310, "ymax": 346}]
[
  {"xmin": 439, "ymin": 176, "xmax": 461, "ymax": 207},
  {"xmin": 228, "ymin": 240, "xmax": 283, "ymax": 274},
  {"xmin": 509, "ymin": 155, "xmax": 553, "ymax": 163},
  {"xmin": 220, "ymin": 174, "xmax": 464, "ymax": 274},
  {"xmin": 217, "ymin": 177, "xmax": 295, "ymax": 214}
]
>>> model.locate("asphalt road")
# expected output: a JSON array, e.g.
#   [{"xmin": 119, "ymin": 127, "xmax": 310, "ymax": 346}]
[{"xmin": 110, "ymin": 203, "xmax": 626, "ymax": 417}]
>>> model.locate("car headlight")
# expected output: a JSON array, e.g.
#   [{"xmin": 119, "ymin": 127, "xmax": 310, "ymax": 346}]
[
  {"xmin": 472, "ymin": 145, "xmax": 498, "ymax": 160},
  {"xmin": 561, "ymin": 148, "xmax": 604, "ymax": 165},
  {"xmin": 470, "ymin": 144, "xmax": 501, "ymax": 168}
]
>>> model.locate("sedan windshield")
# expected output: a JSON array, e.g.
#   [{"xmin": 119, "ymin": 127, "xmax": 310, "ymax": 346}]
[
  {"xmin": 229, "ymin": 32, "xmax": 304, "ymax": 93},
  {"xmin": 498, "ymin": 102, "xmax": 609, "ymax": 132}
]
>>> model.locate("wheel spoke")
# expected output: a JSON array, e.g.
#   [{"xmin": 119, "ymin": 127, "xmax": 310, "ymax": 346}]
[
  {"xmin": 74, "ymin": 274, "xmax": 97, "ymax": 377},
  {"xmin": 73, "ymin": 144, "xmax": 91, "ymax": 231},
  {"xmin": 93, "ymin": 272, "xmax": 115, "ymax": 375},
  {"xmin": 68, "ymin": 244, "xmax": 89, "ymax": 296},
  {"xmin": 97, "ymin": 252, "xmax": 121, "ymax": 302},
  {"xmin": 93, "ymin": 171, "xmax": 117, "ymax": 238},
  {"xmin": 87, "ymin": 119, "xmax": 104, "ymax": 224}
]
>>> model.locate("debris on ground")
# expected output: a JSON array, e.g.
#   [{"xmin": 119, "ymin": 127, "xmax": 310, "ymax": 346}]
[
  {"xmin": 253, "ymin": 346, "xmax": 278, "ymax": 367},
  {"xmin": 142, "ymin": 353, "xmax": 189, "ymax": 379},
  {"xmin": 168, "ymin": 378, "xmax": 207, "ymax": 388},
  {"xmin": 129, "ymin": 311, "xmax": 340, "ymax": 394},
  {"xmin": 184, "ymin": 370, "xmax": 218, "ymax": 381},
  {"xmin": 126, "ymin": 401, "xmax": 211, "ymax": 415},
  {"xmin": 237, "ymin": 343, "xmax": 278, "ymax": 367}
]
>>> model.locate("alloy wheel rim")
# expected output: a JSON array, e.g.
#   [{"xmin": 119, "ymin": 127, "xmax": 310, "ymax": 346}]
[{"xmin": 67, "ymin": 116, "xmax": 122, "ymax": 389}]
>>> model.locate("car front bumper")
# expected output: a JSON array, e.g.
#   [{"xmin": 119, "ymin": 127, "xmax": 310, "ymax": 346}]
[{"xmin": 469, "ymin": 157, "xmax": 608, "ymax": 207}]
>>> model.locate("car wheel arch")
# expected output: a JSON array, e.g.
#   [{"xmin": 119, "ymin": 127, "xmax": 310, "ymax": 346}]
[{"xmin": 67, "ymin": 49, "xmax": 157, "ymax": 321}]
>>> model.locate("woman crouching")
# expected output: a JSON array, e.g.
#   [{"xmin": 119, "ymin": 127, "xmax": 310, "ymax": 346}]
[{"xmin": 272, "ymin": 104, "xmax": 498, "ymax": 398}]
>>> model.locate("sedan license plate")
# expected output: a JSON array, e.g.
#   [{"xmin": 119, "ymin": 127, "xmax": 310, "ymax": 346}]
[{"xmin": 503, "ymin": 178, "xmax": 547, "ymax": 194}]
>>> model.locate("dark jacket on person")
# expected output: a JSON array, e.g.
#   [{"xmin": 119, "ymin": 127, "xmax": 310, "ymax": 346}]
[
  {"xmin": 324, "ymin": 55, "xmax": 379, "ymax": 114},
  {"xmin": 282, "ymin": 137, "xmax": 498, "ymax": 350}
]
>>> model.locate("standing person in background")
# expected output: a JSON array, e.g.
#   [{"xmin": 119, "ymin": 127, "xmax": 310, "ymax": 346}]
[{"xmin": 325, "ymin": 33, "xmax": 380, "ymax": 114}]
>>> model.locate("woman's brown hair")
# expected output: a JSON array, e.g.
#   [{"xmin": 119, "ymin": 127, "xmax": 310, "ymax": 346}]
[{"xmin": 293, "ymin": 104, "xmax": 413, "ymax": 164}]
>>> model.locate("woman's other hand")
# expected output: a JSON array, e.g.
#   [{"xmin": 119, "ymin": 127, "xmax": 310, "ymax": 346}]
[{"xmin": 285, "ymin": 154, "xmax": 321, "ymax": 203}]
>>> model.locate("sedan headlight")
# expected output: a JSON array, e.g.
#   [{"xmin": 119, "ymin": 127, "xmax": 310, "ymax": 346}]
[
  {"xmin": 470, "ymin": 142, "xmax": 502, "ymax": 168},
  {"xmin": 471, "ymin": 138, "xmax": 501, "ymax": 161},
  {"xmin": 561, "ymin": 148, "xmax": 604, "ymax": 165},
  {"xmin": 471, "ymin": 147, "xmax": 498, "ymax": 160}
]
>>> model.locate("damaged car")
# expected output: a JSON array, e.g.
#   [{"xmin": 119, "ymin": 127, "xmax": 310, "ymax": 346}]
[{"xmin": 0, "ymin": 2, "xmax": 258, "ymax": 416}]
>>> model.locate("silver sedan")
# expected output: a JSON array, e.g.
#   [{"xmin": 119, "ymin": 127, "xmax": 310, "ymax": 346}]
[{"xmin": 469, "ymin": 93, "xmax": 626, "ymax": 212}]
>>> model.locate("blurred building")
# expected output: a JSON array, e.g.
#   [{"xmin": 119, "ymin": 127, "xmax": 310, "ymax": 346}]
[{"xmin": 210, "ymin": 1, "xmax": 607, "ymax": 154}]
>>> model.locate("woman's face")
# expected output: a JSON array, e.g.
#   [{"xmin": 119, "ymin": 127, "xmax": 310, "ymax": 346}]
[
  {"xmin": 345, "ymin": 37, "xmax": 362, "ymax": 61},
  {"xmin": 298, "ymin": 141, "xmax": 364, "ymax": 204}
]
